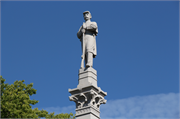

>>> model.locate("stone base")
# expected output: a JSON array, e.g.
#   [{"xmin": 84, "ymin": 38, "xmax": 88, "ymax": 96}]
[
  {"xmin": 76, "ymin": 106, "xmax": 100, "ymax": 119},
  {"xmin": 69, "ymin": 85, "xmax": 107, "ymax": 119},
  {"xmin": 78, "ymin": 67, "xmax": 97, "ymax": 88},
  {"xmin": 69, "ymin": 67, "xmax": 107, "ymax": 119}
]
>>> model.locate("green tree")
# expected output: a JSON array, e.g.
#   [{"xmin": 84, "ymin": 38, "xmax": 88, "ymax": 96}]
[{"xmin": 0, "ymin": 76, "xmax": 75, "ymax": 119}]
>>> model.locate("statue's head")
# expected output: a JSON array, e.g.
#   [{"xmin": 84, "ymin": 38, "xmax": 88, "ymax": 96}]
[{"xmin": 83, "ymin": 11, "xmax": 92, "ymax": 21}]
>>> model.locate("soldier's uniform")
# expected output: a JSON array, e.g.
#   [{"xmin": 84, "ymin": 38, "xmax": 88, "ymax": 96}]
[{"xmin": 77, "ymin": 11, "xmax": 98, "ymax": 67}]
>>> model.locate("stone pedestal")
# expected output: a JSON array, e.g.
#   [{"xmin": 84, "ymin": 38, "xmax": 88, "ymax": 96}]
[{"xmin": 69, "ymin": 67, "xmax": 107, "ymax": 119}]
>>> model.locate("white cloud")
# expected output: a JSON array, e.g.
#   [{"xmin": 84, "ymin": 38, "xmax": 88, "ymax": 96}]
[
  {"xmin": 39, "ymin": 93, "xmax": 179, "ymax": 119},
  {"xmin": 100, "ymin": 93, "xmax": 179, "ymax": 119},
  {"xmin": 41, "ymin": 105, "xmax": 75, "ymax": 115}
]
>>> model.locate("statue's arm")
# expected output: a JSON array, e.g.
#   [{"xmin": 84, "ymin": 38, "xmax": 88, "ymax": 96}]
[
  {"xmin": 86, "ymin": 22, "xmax": 98, "ymax": 36},
  {"xmin": 77, "ymin": 26, "xmax": 83, "ymax": 39}
]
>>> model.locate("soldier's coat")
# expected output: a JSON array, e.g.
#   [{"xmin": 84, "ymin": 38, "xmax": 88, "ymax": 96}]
[{"xmin": 77, "ymin": 21, "xmax": 98, "ymax": 58}]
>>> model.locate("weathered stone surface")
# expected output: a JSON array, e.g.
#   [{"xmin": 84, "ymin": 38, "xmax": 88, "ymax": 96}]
[
  {"xmin": 69, "ymin": 86, "xmax": 106, "ymax": 119},
  {"xmin": 77, "ymin": 11, "xmax": 98, "ymax": 69},
  {"xmin": 76, "ymin": 106, "xmax": 100, "ymax": 119},
  {"xmin": 69, "ymin": 67, "xmax": 107, "ymax": 119},
  {"xmin": 78, "ymin": 67, "xmax": 97, "ymax": 88},
  {"xmin": 68, "ymin": 11, "xmax": 107, "ymax": 119}
]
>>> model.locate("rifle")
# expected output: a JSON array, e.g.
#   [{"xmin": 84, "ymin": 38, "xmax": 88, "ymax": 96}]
[{"xmin": 80, "ymin": 32, "xmax": 85, "ymax": 69}]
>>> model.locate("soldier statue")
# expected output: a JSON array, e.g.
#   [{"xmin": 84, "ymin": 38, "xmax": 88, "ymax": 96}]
[{"xmin": 77, "ymin": 11, "xmax": 98, "ymax": 69}]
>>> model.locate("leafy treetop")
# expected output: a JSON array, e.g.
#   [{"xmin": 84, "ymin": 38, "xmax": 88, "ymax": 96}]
[{"xmin": 0, "ymin": 76, "xmax": 75, "ymax": 119}]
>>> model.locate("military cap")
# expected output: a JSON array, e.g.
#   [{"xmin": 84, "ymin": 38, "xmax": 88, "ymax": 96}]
[
  {"xmin": 83, "ymin": 11, "xmax": 91, "ymax": 15},
  {"xmin": 83, "ymin": 11, "xmax": 92, "ymax": 19}
]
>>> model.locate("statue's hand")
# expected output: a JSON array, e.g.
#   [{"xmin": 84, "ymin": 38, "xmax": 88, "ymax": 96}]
[
  {"xmin": 82, "ymin": 23, "xmax": 87, "ymax": 29},
  {"xmin": 81, "ymin": 28, "xmax": 85, "ymax": 33},
  {"xmin": 81, "ymin": 55, "xmax": 84, "ymax": 59}
]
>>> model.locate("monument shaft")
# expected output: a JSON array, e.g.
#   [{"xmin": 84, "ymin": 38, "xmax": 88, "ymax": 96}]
[{"xmin": 68, "ymin": 11, "xmax": 107, "ymax": 119}]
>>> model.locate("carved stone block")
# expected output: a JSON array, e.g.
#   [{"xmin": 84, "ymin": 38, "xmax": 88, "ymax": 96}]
[
  {"xmin": 78, "ymin": 67, "xmax": 97, "ymax": 88},
  {"xmin": 69, "ymin": 68, "xmax": 107, "ymax": 119},
  {"xmin": 76, "ymin": 106, "xmax": 100, "ymax": 119}
]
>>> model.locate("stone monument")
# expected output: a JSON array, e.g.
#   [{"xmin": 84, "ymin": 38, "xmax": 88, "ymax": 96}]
[{"xmin": 68, "ymin": 11, "xmax": 107, "ymax": 119}]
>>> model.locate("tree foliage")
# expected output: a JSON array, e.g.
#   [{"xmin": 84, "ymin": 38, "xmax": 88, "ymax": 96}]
[{"xmin": 0, "ymin": 76, "xmax": 75, "ymax": 119}]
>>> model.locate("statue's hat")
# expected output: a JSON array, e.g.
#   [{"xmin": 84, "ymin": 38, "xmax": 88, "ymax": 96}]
[
  {"xmin": 83, "ymin": 11, "xmax": 91, "ymax": 15},
  {"xmin": 83, "ymin": 11, "xmax": 92, "ymax": 19}
]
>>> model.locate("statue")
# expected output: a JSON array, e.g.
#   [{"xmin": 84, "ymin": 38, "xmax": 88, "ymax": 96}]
[
  {"xmin": 69, "ymin": 12, "xmax": 107, "ymax": 119},
  {"xmin": 77, "ymin": 11, "xmax": 98, "ymax": 69}
]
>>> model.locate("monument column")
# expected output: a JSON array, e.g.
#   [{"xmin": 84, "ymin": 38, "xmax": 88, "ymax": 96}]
[
  {"xmin": 69, "ymin": 67, "xmax": 107, "ymax": 119},
  {"xmin": 68, "ymin": 11, "xmax": 107, "ymax": 119}
]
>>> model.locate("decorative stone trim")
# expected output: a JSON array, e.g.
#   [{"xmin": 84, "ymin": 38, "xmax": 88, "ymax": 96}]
[{"xmin": 69, "ymin": 68, "xmax": 107, "ymax": 119}]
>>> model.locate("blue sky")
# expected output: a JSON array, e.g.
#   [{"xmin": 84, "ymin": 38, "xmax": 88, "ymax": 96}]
[{"xmin": 1, "ymin": 1, "xmax": 179, "ymax": 119}]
